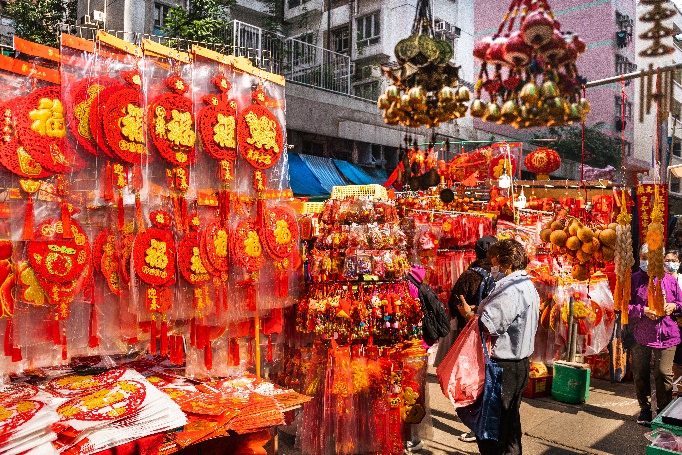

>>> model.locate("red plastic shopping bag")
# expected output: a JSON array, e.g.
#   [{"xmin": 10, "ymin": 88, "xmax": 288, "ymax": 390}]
[{"xmin": 436, "ymin": 315, "xmax": 486, "ymax": 408}]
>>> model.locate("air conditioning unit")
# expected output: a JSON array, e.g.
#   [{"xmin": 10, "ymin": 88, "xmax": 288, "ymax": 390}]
[
  {"xmin": 435, "ymin": 20, "xmax": 449, "ymax": 33},
  {"xmin": 92, "ymin": 10, "xmax": 105, "ymax": 22},
  {"xmin": 452, "ymin": 26, "xmax": 461, "ymax": 38},
  {"xmin": 79, "ymin": 15, "xmax": 91, "ymax": 25}
]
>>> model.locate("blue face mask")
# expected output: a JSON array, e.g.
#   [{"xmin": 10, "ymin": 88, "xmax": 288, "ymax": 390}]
[
  {"xmin": 665, "ymin": 261, "xmax": 680, "ymax": 273},
  {"xmin": 640, "ymin": 260, "xmax": 648, "ymax": 273}
]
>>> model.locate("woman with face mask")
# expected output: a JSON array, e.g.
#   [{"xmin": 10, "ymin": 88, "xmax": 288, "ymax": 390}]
[
  {"xmin": 663, "ymin": 251, "xmax": 682, "ymax": 383},
  {"xmin": 630, "ymin": 244, "xmax": 682, "ymax": 427}
]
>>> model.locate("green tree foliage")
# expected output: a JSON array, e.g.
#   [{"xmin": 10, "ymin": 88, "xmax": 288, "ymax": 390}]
[
  {"xmin": 3, "ymin": 0, "xmax": 76, "ymax": 48},
  {"xmin": 534, "ymin": 122, "xmax": 623, "ymax": 169},
  {"xmin": 164, "ymin": 0, "xmax": 235, "ymax": 44}
]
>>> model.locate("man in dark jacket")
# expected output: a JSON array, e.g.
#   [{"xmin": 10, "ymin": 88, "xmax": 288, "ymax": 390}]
[{"xmin": 446, "ymin": 235, "xmax": 498, "ymax": 443}]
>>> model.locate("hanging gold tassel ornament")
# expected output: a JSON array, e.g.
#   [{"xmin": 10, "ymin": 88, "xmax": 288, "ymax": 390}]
[
  {"xmin": 646, "ymin": 185, "xmax": 666, "ymax": 316},
  {"xmin": 614, "ymin": 190, "xmax": 634, "ymax": 324}
]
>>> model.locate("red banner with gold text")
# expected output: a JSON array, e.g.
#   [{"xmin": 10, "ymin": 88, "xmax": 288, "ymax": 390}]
[{"xmin": 637, "ymin": 184, "xmax": 668, "ymax": 243}]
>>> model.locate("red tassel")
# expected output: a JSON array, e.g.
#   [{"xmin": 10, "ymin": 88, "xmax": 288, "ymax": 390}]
[
  {"xmin": 215, "ymin": 287, "xmax": 222, "ymax": 318},
  {"xmin": 22, "ymin": 196, "xmax": 34, "ymax": 240},
  {"xmin": 104, "ymin": 162, "xmax": 114, "ymax": 202},
  {"xmin": 160, "ymin": 320, "xmax": 168, "ymax": 355},
  {"xmin": 174, "ymin": 335, "xmax": 184, "ymax": 364},
  {"xmin": 230, "ymin": 339, "xmax": 240, "ymax": 366},
  {"xmin": 131, "ymin": 164, "xmax": 143, "ymax": 192},
  {"xmin": 135, "ymin": 194, "xmax": 145, "ymax": 233},
  {"xmin": 4, "ymin": 318, "xmax": 12, "ymax": 357},
  {"xmin": 88, "ymin": 306, "xmax": 99, "ymax": 348},
  {"xmin": 61, "ymin": 200, "xmax": 72, "ymax": 238},
  {"xmin": 267, "ymin": 335, "xmax": 273, "ymax": 363},
  {"xmin": 61, "ymin": 331, "xmax": 67, "ymax": 360},
  {"xmin": 196, "ymin": 324, "xmax": 206, "ymax": 350},
  {"xmin": 278, "ymin": 269, "xmax": 289, "ymax": 298},
  {"xmin": 149, "ymin": 320, "xmax": 157, "ymax": 354},
  {"xmin": 204, "ymin": 343, "xmax": 213, "ymax": 370},
  {"xmin": 190, "ymin": 318, "xmax": 196, "ymax": 347},
  {"xmin": 52, "ymin": 319, "xmax": 61, "ymax": 345},
  {"xmin": 246, "ymin": 284, "xmax": 256, "ymax": 311},
  {"xmin": 117, "ymin": 191, "xmax": 125, "ymax": 232},
  {"xmin": 12, "ymin": 346, "xmax": 21, "ymax": 362}
]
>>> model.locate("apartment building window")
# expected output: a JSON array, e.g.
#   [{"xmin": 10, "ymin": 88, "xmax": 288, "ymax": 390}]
[
  {"xmin": 615, "ymin": 54, "xmax": 636, "ymax": 75},
  {"xmin": 671, "ymin": 177, "xmax": 681, "ymax": 194},
  {"xmin": 615, "ymin": 95, "xmax": 632, "ymax": 120},
  {"xmin": 292, "ymin": 33, "xmax": 315, "ymax": 65},
  {"xmin": 354, "ymin": 81, "xmax": 380, "ymax": 100},
  {"xmin": 357, "ymin": 12, "xmax": 380, "ymax": 46},
  {"xmin": 624, "ymin": 141, "xmax": 632, "ymax": 157},
  {"xmin": 615, "ymin": 11, "xmax": 633, "ymax": 48},
  {"xmin": 288, "ymin": 0, "xmax": 310, "ymax": 8},
  {"xmin": 673, "ymin": 142, "xmax": 681, "ymax": 157},
  {"xmin": 154, "ymin": 3, "xmax": 170, "ymax": 29},
  {"xmin": 332, "ymin": 27, "xmax": 350, "ymax": 54}
]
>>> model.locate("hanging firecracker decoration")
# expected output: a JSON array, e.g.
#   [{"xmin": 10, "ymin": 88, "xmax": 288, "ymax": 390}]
[
  {"xmin": 132, "ymin": 210, "xmax": 176, "ymax": 355},
  {"xmin": 524, "ymin": 147, "xmax": 561, "ymax": 180},
  {"xmin": 638, "ymin": 0, "xmax": 675, "ymax": 58},
  {"xmin": 471, "ymin": 0, "xmax": 590, "ymax": 128},
  {"xmin": 613, "ymin": 190, "xmax": 634, "ymax": 324},
  {"xmin": 378, "ymin": 0, "xmax": 470, "ymax": 128},
  {"xmin": 646, "ymin": 186, "xmax": 666, "ymax": 316}
]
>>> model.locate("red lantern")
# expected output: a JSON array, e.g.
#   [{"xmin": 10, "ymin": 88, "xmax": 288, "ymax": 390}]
[{"xmin": 524, "ymin": 147, "xmax": 561, "ymax": 180}]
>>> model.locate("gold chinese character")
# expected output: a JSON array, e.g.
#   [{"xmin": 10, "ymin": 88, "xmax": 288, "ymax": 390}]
[
  {"xmin": 74, "ymin": 85, "xmax": 106, "ymax": 140},
  {"xmin": 166, "ymin": 110, "xmax": 195, "ymax": 147},
  {"xmin": 119, "ymin": 104, "xmax": 144, "ymax": 143},
  {"xmin": 145, "ymin": 239, "xmax": 168, "ymax": 269},
  {"xmin": 244, "ymin": 111, "xmax": 279, "ymax": 153},
  {"xmin": 29, "ymin": 98, "xmax": 66, "ymax": 138},
  {"xmin": 214, "ymin": 113, "xmax": 235, "ymax": 148}
]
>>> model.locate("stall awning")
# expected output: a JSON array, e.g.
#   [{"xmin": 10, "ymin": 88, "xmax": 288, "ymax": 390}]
[
  {"xmin": 297, "ymin": 153, "xmax": 348, "ymax": 192},
  {"xmin": 287, "ymin": 153, "xmax": 329, "ymax": 197},
  {"xmin": 333, "ymin": 159, "xmax": 388, "ymax": 186}
]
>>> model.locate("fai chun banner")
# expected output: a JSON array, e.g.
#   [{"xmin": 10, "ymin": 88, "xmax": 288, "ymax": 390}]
[{"xmin": 637, "ymin": 184, "xmax": 668, "ymax": 243}]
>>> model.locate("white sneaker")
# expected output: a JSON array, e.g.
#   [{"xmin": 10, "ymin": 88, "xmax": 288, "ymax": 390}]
[
  {"xmin": 405, "ymin": 440, "xmax": 424, "ymax": 452},
  {"xmin": 459, "ymin": 431, "xmax": 477, "ymax": 442}
]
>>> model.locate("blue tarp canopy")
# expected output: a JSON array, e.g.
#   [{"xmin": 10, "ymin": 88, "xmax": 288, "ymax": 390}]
[
  {"xmin": 297, "ymin": 153, "xmax": 348, "ymax": 192},
  {"xmin": 333, "ymin": 159, "xmax": 388, "ymax": 185},
  {"xmin": 287, "ymin": 152, "xmax": 329, "ymax": 197}
]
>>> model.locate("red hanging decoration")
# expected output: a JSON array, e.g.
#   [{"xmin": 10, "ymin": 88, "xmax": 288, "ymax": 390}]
[{"xmin": 67, "ymin": 76, "xmax": 120, "ymax": 156}]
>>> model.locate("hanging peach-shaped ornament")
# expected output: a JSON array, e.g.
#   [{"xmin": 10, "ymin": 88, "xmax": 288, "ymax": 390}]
[
  {"xmin": 539, "ymin": 30, "xmax": 568, "ymax": 62},
  {"xmin": 522, "ymin": 9, "xmax": 555, "ymax": 47},
  {"xmin": 566, "ymin": 103, "xmax": 584, "ymax": 124},
  {"xmin": 474, "ymin": 36, "xmax": 494, "ymax": 61},
  {"xmin": 503, "ymin": 31, "xmax": 533, "ymax": 67},
  {"xmin": 485, "ymin": 36, "xmax": 510, "ymax": 66}
]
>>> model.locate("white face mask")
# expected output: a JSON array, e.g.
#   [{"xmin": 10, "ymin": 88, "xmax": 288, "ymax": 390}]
[
  {"xmin": 640, "ymin": 260, "xmax": 649, "ymax": 273},
  {"xmin": 665, "ymin": 261, "xmax": 680, "ymax": 273}
]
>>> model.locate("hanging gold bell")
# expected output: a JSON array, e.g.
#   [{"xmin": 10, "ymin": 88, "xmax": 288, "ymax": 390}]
[
  {"xmin": 499, "ymin": 100, "xmax": 519, "ymax": 124},
  {"xmin": 377, "ymin": 94, "xmax": 390, "ymax": 110},
  {"xmin": 579, "ymin": 98, "xmax": 591, "ymax": 114},
  {"xmin": 484, "ymin": 102, "xmax": 502, "ymax": 122},
  {"xmin": 540, "ymin": 80, "xmax": 559, "ymax": 99},
  {"xmin": 386, "ymin": 85, "xmax": 400, "ymax": 102},
  {"xmin": 470, "ymin": 99, "xmax": 487, "ymax": 117},
  {"xmin": 456, "ymin": 86, "xmax": 471, "ymax": 102},
  {"xmin": 520, "ymin": 82, "xmax": 540, "ymax": 105}
]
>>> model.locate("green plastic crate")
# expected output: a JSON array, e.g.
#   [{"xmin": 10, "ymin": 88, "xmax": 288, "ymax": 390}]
[
  {"xmin": 551, "ymin": 362, "xmax": 591, "ymax": 404},
  {"xmin": 646, "ymin": 444, "xmax": 680, "ymax": 455},
  {"xmin": 652, "ymin": 399, "xmax": 682, "ymax": 437}
]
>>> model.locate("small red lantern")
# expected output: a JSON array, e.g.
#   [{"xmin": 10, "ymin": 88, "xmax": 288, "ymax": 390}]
[{"xmin": 524, "ymin": 147, "xmax": 561, "ymax": 180}]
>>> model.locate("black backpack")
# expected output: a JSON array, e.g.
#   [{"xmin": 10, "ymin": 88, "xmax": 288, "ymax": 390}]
[
  {"xmin": 470, "ymin": 266, "xmax": 496, "ymax": 305},
  {"xmin": 406, "ymin": 274, "xmax": 450, "ymax": 344}
]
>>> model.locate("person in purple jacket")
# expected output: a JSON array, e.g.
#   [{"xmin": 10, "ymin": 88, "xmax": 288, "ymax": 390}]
[{"xmin": 630, "ymin": 243, "xmax": 682, "ymax": 426}]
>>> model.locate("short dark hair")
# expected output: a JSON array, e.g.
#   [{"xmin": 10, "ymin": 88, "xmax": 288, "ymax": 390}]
[
  {"xmin": 487, "ymin": 239, "xmax": 528, "ymax": 271},
  {"xmin": 665, "ymin": 250, "xmax": 680, "ymax": 260}
]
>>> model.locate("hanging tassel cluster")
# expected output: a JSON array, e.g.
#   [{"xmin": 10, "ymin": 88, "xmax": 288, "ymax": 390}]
[
  {"xmin": 103, "ymin": 162, "xmax": 114, "ymax": 202},
  {"xmin": 61, "ymin": 200, "xmax": 72, "ymax": 238},
  {"xmin": 22, "ymin": 196, "xmax": 34, "ymax": 240}
]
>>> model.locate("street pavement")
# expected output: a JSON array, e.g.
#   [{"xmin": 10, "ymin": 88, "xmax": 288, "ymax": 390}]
[{"xmin": 279, "ymin": 369, "xmax": 651, "ymax": 454}]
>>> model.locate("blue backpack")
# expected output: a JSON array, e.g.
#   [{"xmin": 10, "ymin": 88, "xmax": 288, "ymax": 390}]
[{"xmin": 469, "ymin": 266, "xmax": 496, "ymax": 305}]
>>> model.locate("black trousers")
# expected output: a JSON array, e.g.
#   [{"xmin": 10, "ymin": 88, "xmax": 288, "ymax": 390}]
[{"xmin": 476, "ymin": 357, "xmax": 529, "ymax": 455}]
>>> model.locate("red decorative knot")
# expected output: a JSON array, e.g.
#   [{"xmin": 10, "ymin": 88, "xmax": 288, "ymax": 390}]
[
  {"xmin": 149, "ymin": 210, "xmax": 172, "ymax": 229},
  {"xmin": 524, "ymin": 147, "xmax": 561, "ymax": 179},
  {"xmin": 133, "ymin": 227, "xmax": 176, "ymax": 287},
  {"xmin": 120, "ymin": 70, "xmax": 142, "ymax": 88},
  {"xmin": 14, "ymin": 86, "xmax": 84, "ymax": 174},
  {"xmin": 212, "ymin": 75, "xmax": 231, "ymax": 92},
  {"xmin": 237, "ymin": 104, "xmax": 284, "ymax": 171},
  {"xmin": 0, "ymin": 98, "xmax": 53, "ymax": 179},
  {"xmin": 67, "ymin": 77, "xmax": 120, "ymax": 157},
  {"xmin": 489, "ymin": 154, "xmax": 517, "ymax": 179},
  {"xmin": 197, "ymin": 74, "xmax": 237, "ymax": 162},
  {"xmin": 99, "ymin": 80, "xmax": 152, "ymax": 165},
  {"xmin": 262, "ymin": 206, "xmax": 299, "ymax": 260},
  {"xmin": 179, "ymin": 232, "xmax": 211, "ymax": 285},
  {"xmin": 231, "ymin": 218, "xmax": 265, "ymax": 273},
  {"xmin": 165, "ymin": 75, "xmax": 190, "ymax": 94}
]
